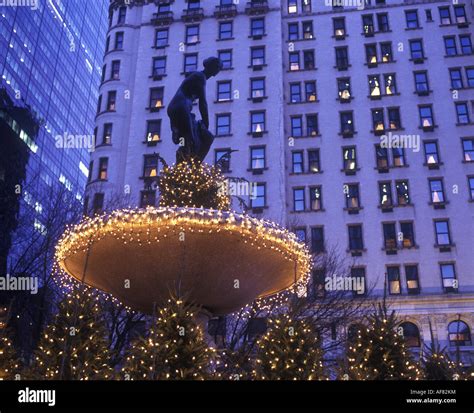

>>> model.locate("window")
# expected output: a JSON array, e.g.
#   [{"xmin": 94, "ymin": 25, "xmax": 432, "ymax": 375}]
[
  {"xmin": 449, "ymin": 68, "xmax": 463, "ymax": 89},
  {"xmin": 405, "ymin": 266, "xmax": 420, "ymax": 295},
  {"xmin": 111, "ymin": 60, "xmax": 120, "ymax": 80},
  {"xmin": 400, "ymin": 322, "xmax": 420, "ymax": 346},
  {"xmin": 345, "ymin": 184, "xmax": 360, "ymax": 209},
  {"xmin": 217, "ymin": 81, "xmax": 232, "ymax": 102},
  {"xmin": 149, "ymin": 87, "xmax": 164, "ymax": 110},
  {"xmin": 309, "ymin": 186, "xmax": 322, "ymax": 211},
  {"xmin": 290, "ymin": 83, "xmax": 302, "ymax": 103},
  {"xmin": 107, "ymin": 91, "xmax": 117, "ymax": 111},
  {"xmin": 251, "ymin": 18, "xmax": 265, "ymax": 37},
  {"xmin": 369, "ymin": 74, "xmax": 381, "ymax": 97},
  {"xmin": 102, "ymin": 123, "xmax": 112, "ymax": 145},
  {"xmin": 424, "ymin": 141, "xmax": 439, "ymax": 165},
  {"xmin": 294, "ymin": 228, "xmax": 306, "ymax": 243},
  {"xmin": 419, "ymin": 105, "xmax": 434, "ymax": 129},
  {"xmin": 348, "ymin": 225, "xmax": 363, "ymax": 251},
  {"xmin": 118, "ymin": 6, "xmax": 127, "ymax": 24},
  {"xmin": 377, "ymin": 13, "xmax": 389, "ymax": 32},
  {"xmin": 251, "ymin": 183, "xmax": 266, "ymax": 209},
  {"xmin": 448, "ymin": 321, "xmax": 471, "ymax": 346},
  {"xmin": 115, "ymin": 32, "xmax": 124, "ymax": 49},
  {"xmin": 105, "ymin": 36, "xmax": 110, "ymax": 52},
  {"xmin": 251, "ymin": 78, "xmax": 265, "ymax": 99},
  {"xmin": 152, "ymin": 57, "xmax": 166, "ymax": 77},
  {"xmin": 293, "ymin": 188, "xmax": 305, "ymax": 212},
  {"xmin": 375, "ymin": 145, "xmax": 389, "ymax": 170},
  {"xmin": 308, "ymin": 149, "xmax": 320, "ymax": 173},
  {"xmin": 444, "ymin": 36, "xmax": 457, "ymax": 56},
  {"xmin": 435, "ymin": 220, "xmax": 451, "ymax": 246},
  {"xmin": 440, "ymin": 264, "xmax": 458, "ymax": 292},
  {"xmin": 396, "ymin": 180, "xmax": 410, "ymax": 205},
  {"xmin": 251, "ymin": 111, "xmax": 265, "ymax": 134},
  {"xmin": 155, "ymin": 29, "xmax": 169, "ymax": 48},
  {"xmin": 381, "ymin": 42, "xmax": 393, "ymax": 62},
  {"xmin": 251, "ymin": 146, "xmax": 265, "ymax": 170},
  {"xmin": 143, "ymin": 155, "xmax": 159, "ymax": 177},
  {"xmin": 379, "ymin": 182, "xmax": 392, "ymax": 207},
  {"xmin": 429, "ymin": 179, "xmax": 445, "ymax": 204},
  {"xmin": 414, "ymin": 71, "xmax": 429, "ymax": 94},
  {"xmin": 251, "ymin": 46, "xmax": 265, "ymax": 66},
  {"xmin": 219, "ymin": 21, "xmax": 233, "ymax": 40},
  {"xmin": 384, "ymin": 74, "xmax": 397, "ymax": 95},
  {"xmin": 460, "ymin": 35, "xmax": 473, "ymax": 54},
  {"xmin": 462, "ymin": 139, "xmax": 474, "ymax": 162},
  {"xmin": 98, "ymin": 158, "xmax": 108, "ymax": 180},
  {"xmin": 405, "ymin": 10, "xmax": 419, "ymax": 29},
  {"xmin": 333, "ymin": 17, "xmax": 346, "ymax": 38},
  {"xmin": 372, "ymin": 109, "xmax": 384, "ymax": 132},
  {"xmin": 187, "ymin": 0, "xmax": 200, "ymax": 10},
  {"xmin": 383, "ymin": 222, "xmax": 397, "ymax": 249},
  {"xmin": 365, "ymin": 44, "xmax": 378, "ymax": 65},
  {"xmin": 288, "ymin": 0, "xmax": 297, "ymax": 14},
  {"xmin": 157, "ymin": 3, "xmax": 170, "ymax": 13},
  {"xmin": 303, "ymin": 50, "xmax": 315, "ymax": 70},
  {"xmin": 340, "ymin": 111, "xmax": 354, "ymax": 135},
  {"xmin": 144, "ymin": 119, "xmax": 161, "ymax": 144},
  {"xmin": 305, "ymin": 81, "xmax": 317, "ymax": 102},
  {"xmin": 218, "ymin": 50, "xmax": 232, "ymax": 69},
  {"xmin": 289, "ymin": 52, "xmax": 300, "ymax": 71},
  {"xmin": 362, "ymin": 15, "xmax": 374, "ymax": 35},
  {"xmin": 101, "ymin": 65, "xmax": 107, "ymax": 82},
  {"xmin": 216, "ymin": 114, "xmax": 231, "ymax": 136},
  {"xmin": 454, "ymin": 5, "xmax": 467, "ymax": 24},
  {"xmin": 466, "ymin": 68, "xmax": 474, "ymax": 87},
  {"xmin": 288, "ymin": 22, "xmax": 299, "ymax": 41},
  {"xmin": 338, "ymin": 78, "xmax": 351, "ymax": 101},
  {"xmin": 92, "ymin": 193, "xmax": 104, "ymax": 215},
  {"xmin": 302, "ymin": 21, "xmax": 313, "ymax": 39},
  {"xmin": 392, "ymin": 147, "xmax": 405, "ymax": 167},
  {"xmin": 311, "ymin": 227, "xmax": 325, "ymax": 254},
  {"xmin": 387, "ymin": 266, "xmax": 401, "ymax": 295},
  {"xmin": 388, "ymin": 108, "xmax": 401, "ymax": 130},
  {"xmin": 311, "ymin": 269, "xmax": 325, "ymax": 298},
  {"xmin": 215, "ymin": 149, "xmax": 231, "ymax": 173},
  {"xmin": 343, "ymin": 147, "xmax": 357, "ymax": 171},
  {"xmin": 185, "ymin": 25, "xmax": 199, "ymax": 44},
  {"xmin": 97, "ymin": 95, "xmax": 102, "ymax": 114},
  {"xmin": 455, "ymin": 102, "xmax": 470, "ymax": 124},
  {"xmin": 292, "ymin": 151, "xmax": 304, "ymax": 174},
  {"xmin": 184, "ymin": 54, "xmax": 198, "ymax": 74},
  {"xmin": 468, "ymin": 177, "xmax": 474, "ymax": 200},
  {"xmin": 335, "ymin": 47, "xmax": 349, "ymax": 70},
  {"xmin": 291, "ymin": 116, "xmax": 303, "ymax": 137},
  {"xmin": 350, "ymin": 268, "xmax": 366, "ymax": 296},
  {"xmin": 401, "ymin": 222, "xmax": 415, "ymax": 248},
  {"xmin": 302, "ymin": 0, "xmax": 311, "ymax": 13},
  {"xmin": 306, "ymin": 114, "xmax": 318, "ymax": 136},
  {"xmin": 410, "ymin": 39, "xmax": 424, "ymax": 60},
  {"xmin": 140, "ymin": 191, "xmax": 156, "ymax": 208},
  {"xmin": 439, "ymin": 7, "xmax": 451, "ymax": 25},
  {"xmin": 87, "ymin": 161, "xmax": 93, "ymax": 183}
]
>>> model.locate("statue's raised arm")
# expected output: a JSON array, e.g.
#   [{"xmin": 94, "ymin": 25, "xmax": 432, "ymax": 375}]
[{"xmin": 167, "ymin": 57, "xmax": 223, "ymax": 164}]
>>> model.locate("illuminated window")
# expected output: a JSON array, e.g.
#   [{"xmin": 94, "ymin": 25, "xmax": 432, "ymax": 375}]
[
  {"xmin": 448, "ymin": 321, "xmax": 471, "ymax": 346},
  {"xmin": 146, "ymin": 120, "xmax": 161, "ymax": 143},
  {"xmin": 387, "ymin": 266, "xmax": 401, "ymax": 295}
]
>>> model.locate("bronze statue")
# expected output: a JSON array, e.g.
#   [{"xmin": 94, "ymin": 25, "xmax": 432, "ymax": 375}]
[{"xmin": 167, "ymin": 57, "xmax": 223, "ymax": 163}]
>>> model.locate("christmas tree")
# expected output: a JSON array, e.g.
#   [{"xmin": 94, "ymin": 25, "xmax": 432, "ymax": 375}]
[
  {"xmin": 347, "ymin": 303, "xmax": 422, "ymax": 380},
  {"xmin": 253, "ymin": 313, "xmax": 325, "ymax": 380},
  {"xmin": 121, "ymin": 297, "xmax": 216, "ymax": 380},
  {"xmin": 31, "ymin": 287, "xmax": 113, "ymax": 380},
  {"xmin": 0, "ymin": 306, "xmax": 20, "ymax": 380}
]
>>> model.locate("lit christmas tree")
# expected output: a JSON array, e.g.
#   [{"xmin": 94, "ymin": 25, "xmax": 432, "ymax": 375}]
[
  {"xmin": 347, "ymin": 304, "xmax": 422, "ymax": 380},
  {"xmin": 31, "ymin": 287, "xmax": 113, "ymax": 380},
  {"xmin": 121, "ymin": 297, "xmax": 216, "ymax": 380},
  {"xmin": 157, "ymin": 158, "xmax": 230, "ymax": 210},
  {"xmin": 0, "ymin": 306, "xmax": 20, "ymax": 380},
  {"xmin": 253, "ymin": 314, "xmax": 326, "ymax": 380}
]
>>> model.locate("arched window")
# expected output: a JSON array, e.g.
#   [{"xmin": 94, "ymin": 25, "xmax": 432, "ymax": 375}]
[
  {"xmin": 400, "ymin": 322, "xmax": 421, "ymax": 347},
  {"xmin": 448, "ymin": 320, "xmax": 472, "ymax": 346}
]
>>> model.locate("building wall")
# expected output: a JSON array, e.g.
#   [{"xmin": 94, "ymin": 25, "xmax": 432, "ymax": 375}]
[{"xmin": 93, "ymin": 0, "xmax": 474, "ymax": 362}]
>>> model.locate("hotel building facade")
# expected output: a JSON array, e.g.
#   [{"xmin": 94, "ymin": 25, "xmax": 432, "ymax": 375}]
[{"xmin": 92, "ymin": 0, "xmax": 474, "ymax": 362}]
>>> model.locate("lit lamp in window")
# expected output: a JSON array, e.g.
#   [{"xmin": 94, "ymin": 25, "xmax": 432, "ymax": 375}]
[
  {"xmin": 370, "ymin": 80, "xmax": 381, "ymax": 97},
  {"xmin": 335, "ymin": 28, "xmax": 345, "ymax": 37},
  {"xmin": 254, "ymin": 123, "xmax": 263, "ymax": 133},
  {"xmin": 340, "ymin": 86, "xmax": 351, "ymax": 101},
  {"xmin": 370, "ymin": 55, "xmax": 378, "ymax": 65},
  {"xmin": 147, "ymin": 131, "xmax": 160, "ymax": 143},
  {"xmin": 385, "ymin": 76, "xmax": 394, "ymax": 95},
  {"xmin": 154, "ymin": 99, "xmax": 163, "ymax": 109},
  {"xmin": 422, "ymin": 118, "xmax": 432, "ymax": 128},
  {"xmin": 382, "ymin": 53, "xmax": 390, "ymax": 63}
]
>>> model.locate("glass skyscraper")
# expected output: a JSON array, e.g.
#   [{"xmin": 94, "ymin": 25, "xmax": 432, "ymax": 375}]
[{"xmin": 0, "ymin": 0, "xmax": 108, "ymax": 213}]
